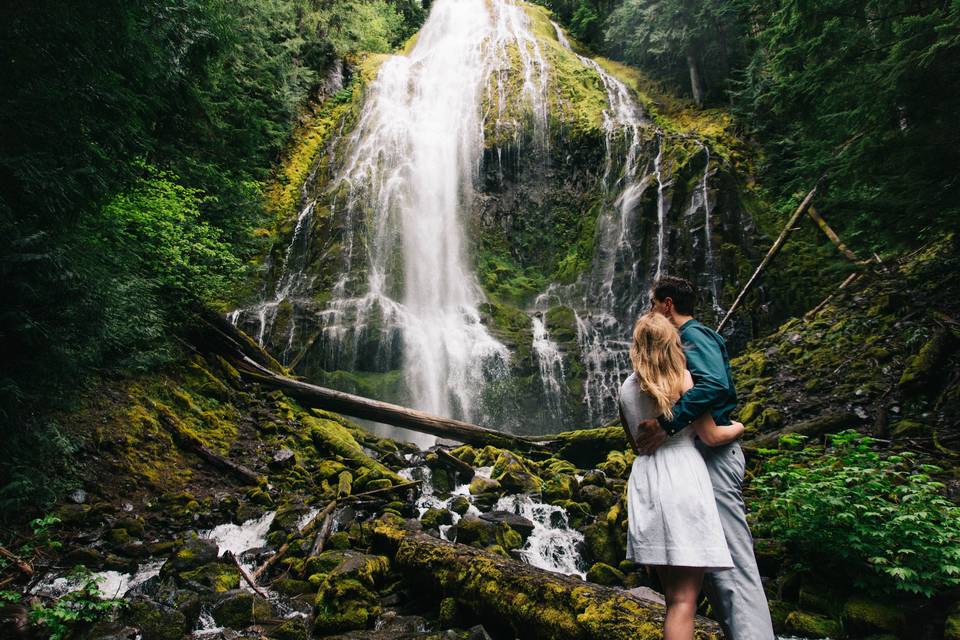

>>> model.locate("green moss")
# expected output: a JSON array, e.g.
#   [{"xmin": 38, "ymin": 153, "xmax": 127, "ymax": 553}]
[
  {"xmin": 842, "ymin": 596, "xmax": 905, "ymax": 635},
  {"xmin": 306, "ymin": 415, "xmax": 401, "ymax": 482},
  {"xmin": 783, "ymin": 611, "xmax": 842, "ymax": 639},
  {"xmin": 179, "ymin": 562, "xmax": 240, "ymax": 592},
  {"xmin": 586, "ymin": 562, "xmax": 625, "ymax": 586}
]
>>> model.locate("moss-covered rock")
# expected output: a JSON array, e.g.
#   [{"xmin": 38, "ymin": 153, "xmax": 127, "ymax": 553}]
[
  {"xmin": 841, "ymin": 596, "xmax": 905, "ymax": 636},
  {"xmin": 421, "ymin": 507, "xmax": 454, "ymax": 529},
  {"xmin": 783, "ymin": 610, "xmax": 842, "ymax": 639},
  {"xmin": 123, "ymin": 600, "xmax": 187, "ymax": 640},
  {"xmin": 492, "ymin": 451, "xmax": 542, "ymax": 494},
  {"xmin": 211, "ymin": 591, "xmax": 273, "ymax": 628},
  {"xmin": 586, "ymin": 562, "xmax": 625, "ymax": 586},
  {"xmin": 179, "ymin": 561, "xmax": 240, "ymax": 592},
  {"xmin": 945, "ymin": 602, "xmax": 960, "ymax": 640}
]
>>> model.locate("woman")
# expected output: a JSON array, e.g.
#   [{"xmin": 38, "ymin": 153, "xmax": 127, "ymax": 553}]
[{"xmin": 618, "ymin": 312, "xmax": 743, "ymax": 640}]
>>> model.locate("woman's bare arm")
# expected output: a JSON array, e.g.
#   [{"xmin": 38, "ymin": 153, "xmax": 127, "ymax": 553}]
[
  {"xmin": 681, "ymin": 370, "xmax": 744, "ymax": 446},
  {"xmin": 692, "ymin": 413, "xmax": 744, "ymax": 446}
]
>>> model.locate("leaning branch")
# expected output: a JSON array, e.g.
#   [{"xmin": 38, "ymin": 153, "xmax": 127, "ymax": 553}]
[{"xmin": 717, "ymin": 180, "xmax": 822, "ymax": 333}]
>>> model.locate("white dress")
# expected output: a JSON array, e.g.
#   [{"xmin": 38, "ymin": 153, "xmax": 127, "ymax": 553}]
[{"xmin": 619, "ymin": 373, "xmax": 733, "ymax": 571}]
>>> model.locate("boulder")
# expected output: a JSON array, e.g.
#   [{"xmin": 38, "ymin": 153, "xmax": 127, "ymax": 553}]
[
  {"xmin": 211, "ymin": 590, "xmax": 272, "ymax": 628},
  {"xmin": 578, "ymin": 484, "xmax": 615, "ymax": 512},
  {"xmin": 160, "ymin": 537, "xmax": 218, "ymax": 577},
  {"xmin": 586, "ymin": 562, "xmax": 625, "ymax": 586},
  {"xmin": 479, "ymin": 511, "xmax": 535, "ymax": 540},
  {"xmin": 783, "ymin": 610, "xmax": 842, "ymax": 639},
  {"xmin": 269, "ymin": 447, "xmax": 297, "ymax": 470},
  {"xmin": 841, "ymin": 596, "xmax": 905, "ymax": 636},
  {"xmin": 491, "ymin": 451, "xmax": 542, "ymax": 494},
  {"xmin": 421, "ymin": 507, "xmax": 455, "ymax": 529}
]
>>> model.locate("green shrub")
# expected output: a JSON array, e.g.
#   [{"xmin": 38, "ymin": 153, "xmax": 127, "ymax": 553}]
[{"xmin": 752, "ymin": 430, "xmax": 960, "ymax": 597}]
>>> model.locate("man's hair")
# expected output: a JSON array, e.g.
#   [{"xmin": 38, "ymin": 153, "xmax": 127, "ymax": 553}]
[{"xmin": 652, "ymin": 276, "xmax": 697, "ymax": 315}]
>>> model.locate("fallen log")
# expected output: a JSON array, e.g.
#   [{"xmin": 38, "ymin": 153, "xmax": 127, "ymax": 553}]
[
  {"xmin": 145, "ymin": 399, "xmax": 261, "ymax": 485},
  {"xmin": 371, "ymin": 519, "xmax": 722, "ymax": 640},
  {"xmin": 0, "ymin": 545, "xmax": 33, "ymax": 577},
  {"xmin": 193, "ymin": 305, "xmax": 286, "ymax": 376},
  {"xmin": 744, "ymin": 411, "xmax": 861, "ymax": 451},
  {"xmin": 232, "ymin": 361, "xmax": 546, "ymax": 453}
]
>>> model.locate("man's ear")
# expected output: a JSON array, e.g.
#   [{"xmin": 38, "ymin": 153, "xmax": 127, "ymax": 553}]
[{"xmin": 663, "ymin": 297, "xmax": 674, "ymax": 314}]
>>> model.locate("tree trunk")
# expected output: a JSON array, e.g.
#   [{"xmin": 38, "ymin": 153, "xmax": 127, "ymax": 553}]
[
  {"xmin": 372, "ymin": 520, "xmax": 722, "ymax": 639},
  {"xmin": 686, "ymin": 48, "xmax": 704, "ymax": 107}
]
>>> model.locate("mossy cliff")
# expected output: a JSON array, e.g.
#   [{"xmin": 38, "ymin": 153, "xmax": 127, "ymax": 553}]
[{"xmin": 232, "ymin": 2, "xmax": 764, "ymax": 435}]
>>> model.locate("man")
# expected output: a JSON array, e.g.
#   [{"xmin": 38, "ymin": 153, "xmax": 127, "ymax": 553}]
[{"xmin": 635, "ymin": 275, "xmax": 774, "ymax": 640}]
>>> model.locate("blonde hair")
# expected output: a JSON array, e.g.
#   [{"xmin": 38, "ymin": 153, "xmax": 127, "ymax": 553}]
[{"xmin": 629, "ymin": 312, "xmax": 686, "ymax": 420}]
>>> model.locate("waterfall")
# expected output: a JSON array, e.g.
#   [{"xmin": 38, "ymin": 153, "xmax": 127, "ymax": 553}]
[
  {"xmin": 699, "ymin": 144, "xmax": 721, "ymax": 311},
  {"xmin": 531, "ymin": 316, "xmax": 567, "ymax": 420},
  {"xmin": 309, "ymin": 0, "xmax": 572, "ymax": 437},
  {"xmin": 653, "ymin": 134, "xmax": 669, "ymax": 281}
]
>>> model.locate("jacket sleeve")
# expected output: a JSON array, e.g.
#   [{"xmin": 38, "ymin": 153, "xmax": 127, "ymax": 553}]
[{"xmin": 658, "ymin": 326, "xmax": 730, "ymax": 433}]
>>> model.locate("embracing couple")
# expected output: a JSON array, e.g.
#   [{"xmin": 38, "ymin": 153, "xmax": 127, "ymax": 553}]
[{"xmin": 618, "ymin": 276, "xmax": 775, "ymax": 640}]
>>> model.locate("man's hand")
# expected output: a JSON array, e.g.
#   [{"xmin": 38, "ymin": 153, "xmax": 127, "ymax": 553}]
[{"xmin": 635, "ymin": 418, "xmax": 668, "ymax": 455}]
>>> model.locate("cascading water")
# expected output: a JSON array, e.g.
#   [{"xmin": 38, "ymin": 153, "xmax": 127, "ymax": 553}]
[
  {"xmin": 307, "ymin": 0, "xmax": 567, "ymax": 440},
  {"xmin": 531, "ymin": 316, "xmax": 567, "ymax": 421}
]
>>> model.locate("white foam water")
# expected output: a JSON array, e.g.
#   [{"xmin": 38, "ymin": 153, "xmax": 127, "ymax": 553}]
[{"xmin": 494, "ymin": 493, "xmax": 586, "ymax": 578}]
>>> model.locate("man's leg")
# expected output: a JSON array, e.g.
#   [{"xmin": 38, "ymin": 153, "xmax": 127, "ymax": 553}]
[{"xmin": 697, "ymin": 439, "xmax": 775, "ymax": 640}]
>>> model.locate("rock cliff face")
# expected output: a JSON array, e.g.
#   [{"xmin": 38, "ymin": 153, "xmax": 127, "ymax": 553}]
[{"xmin": 230, "ymin": 0, "xmax": 761, "ymax": 436}]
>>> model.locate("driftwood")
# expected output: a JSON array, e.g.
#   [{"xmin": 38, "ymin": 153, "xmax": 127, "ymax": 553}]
[
  {"xmin": 806, "ymin": 206, "xmax": 860, "ymax": 263},
  {"xmin": 253, "ymin": 480, "xmax": 422, "ymax": 581},
  {"xmin": 0, "ymin": 545, "xmax": 33, "ymax": 577},
  {"xmin": 372, "ymin": 521, "xmax": 722, "ymax": 640},
  {"xmin": 145, "ymin": 399, "xmax": 261, "ymax": 485},
  {"xmin": 717, "ymin": 180, "xmax": 821, "ymax": 333},
  {"xmin": 194, "ymin": 305, "xmax": 286, "ymax": 375},
  {"xmin": 805, "ymin": 272, "xmax": 862, "ymax": 319},
  {"xmin": 226, "ymin": 551, "xmax": 270, "ymax": 599},
  {"xmin": 232, "ymin": 360, "xmax": 546, "ymax": 453}
]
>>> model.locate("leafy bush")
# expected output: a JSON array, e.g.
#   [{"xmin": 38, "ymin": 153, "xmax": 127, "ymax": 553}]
[
  {"xmin": 752, "ymin": 430, "xmax": 960, "ymax": 597},
  {"xmin": 28, "ymin": 566, "xmax": 126, "ymax": 640}
]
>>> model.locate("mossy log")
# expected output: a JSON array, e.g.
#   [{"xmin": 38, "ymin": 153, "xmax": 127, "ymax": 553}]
[
  {"xmin": 372, "ymin": 520, "xmax": 721, "ymax": 640},
  {"xmin": 233, "ymin": 361, "xmax": 546, "ymax": 452},
  {"xmin": 146, "ymin": 399, "xmax": 261, "ymax": 485},
  {"xmin": 745, "ymin": 411, "xmax": 860, "ymax": 450}
]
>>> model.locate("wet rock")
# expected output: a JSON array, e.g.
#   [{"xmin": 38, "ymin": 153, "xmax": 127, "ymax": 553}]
[
  {"xmin": 327, "ymin": 530, "xmax": 351, "ymax": 550},
  {"xmin": 586, "ymin": 562, "xmax": 625, "ymax": 586},
  {"xmin": 541, "ymin": 474, "xmax": 575, "ymax": 503},
  {"xmin": 272, "ymin": 578, "xmax": 313, "ymax": 596},
  {"xmin": 421, "ymin": 507, "xmax": 454, "ymax": 529},
  {"xmin": 491, "ymin": 451, "xmax": 541, "ymax": 494},
  {"xmin": 783, "ymin": 610, "xmax": 842, "ymax": 639},
  {"xmin": 468, "ymin": 475, "xmax": 500, "ymax": 495},
  {"xmin": 179, "ymin": 560, "xmax": 241, "ymax": 592},
  {"xmin": 270, "ymin": 617, "xmax": 309, "ymax": 640},
  {"xmin": 123, "ymin": 599, "xmax": 187, "ymax": 640},
  {"xmin": 69, "ymin": 489, "xmax": 87, "ymax": 504},
  {"xmin": 597, "ymin": 451, "xmax": 630, "ymax": 478},
  {"xmin": 211, "ymin": 590, "xmax": 272, "ymax": 628},
  {"xmin": 78, "ymin": 621, "xmax": 140, "ymax": 639},
  {"xmin": 453, "ymin": 515, "xmax": 498, "ymax": 547},
  {"xmin": 581, "ymin": 523, "xmax": 620, "ymax": 566},
  {"xmin": 766, "ymin": 599, "xmax": 793, "ymax": 633},
  {"xmin": 62, "ymin": 546, "xmax": 104, "ymax": 568},
  {"xmin": 578, "ymin": 484, "xmax": 615, "ymax": 512},
  {"xmin": 580, "ymin": 469, "xmax": 606, "ymax": 488},
  {"xmin": 555, "ymin": 500, "xmax": 591, "ymax": 528},
  {"xmin": 842, "ymin": 596, "xmax": 905, "ymax": 636},
  {"xmin": 479, "ymin": 511, "xmax": 535, "ymax": 539},
  {"xmin": 314, "ymin": 576, "xmax": 380, "ymax": 633},
  {"xmin": 160, "ymin": 536, "xmax": 218, "ymax": 576},
  {"xmin": 450, "ymin": 496, "xmax": 471, "ymax": 515},
  {"xmin": 269, "ymin": 447, "xmax": 297, "ymax": 470}
]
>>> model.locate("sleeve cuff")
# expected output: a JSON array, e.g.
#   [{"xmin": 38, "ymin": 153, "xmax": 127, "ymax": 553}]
[{"xmin": 657, "ymin": 414, "xmax": 680, "ymax": 436}]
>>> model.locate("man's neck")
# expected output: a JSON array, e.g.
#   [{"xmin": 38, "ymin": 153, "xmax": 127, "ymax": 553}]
[{"xmin": 671, "ymin": 313, "xmax": 694, "ymax": 329}]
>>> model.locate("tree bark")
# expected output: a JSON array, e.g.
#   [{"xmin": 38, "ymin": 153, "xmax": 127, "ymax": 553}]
[
  {"xmin": 232, "ymin": 360, "xmax": 546, "ymax": 453},
  {"xmin": 372, "ymin": 521, "xmax": 722, "ymax": 639},
  {"xmin": 686, "ymin": 48, "xmax": 704, "ymax": 107}
]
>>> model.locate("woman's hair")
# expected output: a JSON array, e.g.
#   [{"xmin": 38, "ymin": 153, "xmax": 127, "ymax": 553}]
[{"xmin": 629, "ymin": 312, "xmax": 686, "ymax": 419}]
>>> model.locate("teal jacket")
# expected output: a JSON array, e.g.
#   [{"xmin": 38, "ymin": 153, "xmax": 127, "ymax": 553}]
[{"xmin": 658, "ymin": 319, "xmax": 737, "ymax": 434}]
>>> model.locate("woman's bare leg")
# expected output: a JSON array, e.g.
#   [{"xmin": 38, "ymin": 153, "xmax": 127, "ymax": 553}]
[{"xmin": 655, "ymin": 566, "xmax": 705, "ymax": 640}]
